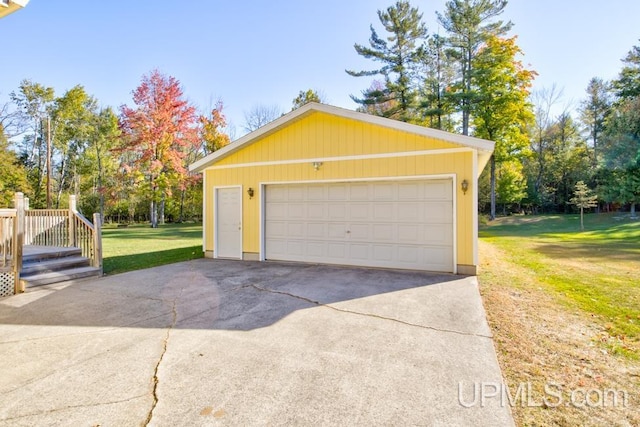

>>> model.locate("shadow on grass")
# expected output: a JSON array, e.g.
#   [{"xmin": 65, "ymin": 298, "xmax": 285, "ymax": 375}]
[
  {"xmin": 534, "ymin": 242, "xmax": 640, "ymax": 262},
  {"xmin": 103, "ymin": 245, "xmax": 204, "ymax": 275}
]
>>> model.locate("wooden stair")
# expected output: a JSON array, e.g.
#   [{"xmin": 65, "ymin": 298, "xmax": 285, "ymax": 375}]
[{"xmin": 20, "ymin": 246, "xmax": 101, "ymax": 287}]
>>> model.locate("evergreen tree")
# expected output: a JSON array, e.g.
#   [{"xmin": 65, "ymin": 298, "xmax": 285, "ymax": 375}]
[
  {"xmin": 419, "ymin": 34, "xmax": 457, "ymax": 130},
  {"xmin": 292, "ymin": 89, "xmax": 325, "ymax": 110},
  {"xmin": 570, "ymin": 181, "xmax": 598, "ymax": 231},
  {"xmin": 612, "ymin": 42, "xmax": 640, "ymax": 100},
  {"xmin": 437, "ymin": 0, "xmax": 512, "ymax": 135},
  {"xmin": 347, "ymin": 1, "xmax": 427, "ymax": 121},
  {"xmin": 579, "ymin": 77, "xmax": 612, "ymax": 168}
]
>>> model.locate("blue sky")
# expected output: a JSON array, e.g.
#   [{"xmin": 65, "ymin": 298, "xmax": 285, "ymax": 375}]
[{"xmin": 1, "ymin": 0, "xmax": 639, "ymax": 137}]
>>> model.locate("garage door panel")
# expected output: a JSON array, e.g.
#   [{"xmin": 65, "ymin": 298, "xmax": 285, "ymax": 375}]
[
  {"xmin": 265, "ymin": 221, "xmax": 287, "ymax": 238},
  {"xmin": 373, "ymin": 204, "xmax": 394, "ymax": 221},
  {"xmin": 267, "ymin": 186, "xmax": 288, "ymax": 201},
  {"xmin": 398, "ymin": 182, "xmax": 422, "ymax": 199},
  {"xmin": 307, "ymin": 186, "xmax": 325, "ymax": 201},
  {"xmin": 265, "ymin": 180, "xmax": 454, "ymax": 272},
  {"xmin": 372, "ymin": 245, "xmax": 394, "ymax": 262},
  {"xmin": 349, "ymin": 203, "xmax": 370, "ymax": 220},
  {"xmin": 307, "ymin": 242, "xmax": 325, "ymax": 257},
  {"xmin": 397, "ymin": 224, "xmax": 422, "ymax": 243},
  {"xmin": 287, "ymin": 222, "xmax": 305, "ymax": 238},
  {"xmin": 350, "ymin": 224, "xmax": 370, "ymax": 240},
  {"xmin": 373, "ymin": 184, "xmax": 394, "ymax": 200},
  {"xmin": 397, "ymin": 202, "xmax": 422, "ymax": 221},
  {"xmin": 328, "ymin": 204, "xmax": 346, "ymax": 219},
  {"xmin": 327, "ymin": 242, "xmax": 347, "ymax": 258},
  {"xmin": 328, "ymin": 223, "xmax": 347, "ymax": 238},
  {"xmin": 307, "ymin": 223, "xmax": 325, "ymax": 238},
  {"xmin": 328, "ymin": 185, "xmax": 348, "ymax": 200},
  {"xmin": 423, "ymin": 202, "xmax": 453, "ymax": 223},
  {"xmin": 349, "ymin": 184, "xmax": 370, "ymax": 200},
  {"xmin": 349, "ymin": 244, "xmax": 370, "ymax": 260},
  {"xmin": 307, "ymin": 203, "xmax": 326, "ymax": 219},
  {"xmin": 372, "ymin": 224, "xmax": 394, "ymax": 240},
  {"xmin": 266, "ymin": 203, "xmax": 288, "ymax": 219},
  {"xmin": 424, "ymin": 180, "xmax": 452, "ymax": 199},
  {"xmin": 425, "ymin": 225, "xmax": 454, "ymax": 245}
]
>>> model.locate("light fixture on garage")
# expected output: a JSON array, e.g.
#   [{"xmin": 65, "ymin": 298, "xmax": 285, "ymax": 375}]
[
  {"xmin": 312, "ymin": 161, "xmax": 323, "ymax": 171},
  {"xmin": 461, "ymin": 179, "xmax": 469, "ymax": 195},
  {"xmin": 247, "ymin": 187, "xmax": 254, "ymax": 199}
]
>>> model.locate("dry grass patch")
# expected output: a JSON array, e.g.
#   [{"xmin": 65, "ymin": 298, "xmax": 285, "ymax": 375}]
[{"xmin": 478, "ymin": 214, "xmax": 640, "ymax": 426}]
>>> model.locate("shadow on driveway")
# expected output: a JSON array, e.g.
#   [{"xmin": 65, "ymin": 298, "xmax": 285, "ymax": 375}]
[{"xmin": 0, "ymin": 259, "xmax": 468, "ymax": 332}]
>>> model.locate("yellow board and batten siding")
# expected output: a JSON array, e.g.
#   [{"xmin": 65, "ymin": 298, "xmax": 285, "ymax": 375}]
[{"xmin": 200, "ymin": 108, "xmax": 483, "ymax": 273}]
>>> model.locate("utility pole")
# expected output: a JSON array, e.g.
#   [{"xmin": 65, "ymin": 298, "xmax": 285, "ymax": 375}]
[{"xmin": 46, "ymin": 115, "xmax": 51, "ymax": 209}]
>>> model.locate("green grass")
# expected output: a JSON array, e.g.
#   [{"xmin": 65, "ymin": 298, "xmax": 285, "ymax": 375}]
[
  {"xmin": 480, "ymin": 213, "xmax": 640, "ymax": 358},
  {"xmin": 102, "ymin": 223, "xmax": 203, "ymax": 275}
]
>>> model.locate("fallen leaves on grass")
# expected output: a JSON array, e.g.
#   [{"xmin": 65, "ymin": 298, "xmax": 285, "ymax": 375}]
[{"xmin": 479, "ymin": 240, "xmax": 640, "ymax": 427}]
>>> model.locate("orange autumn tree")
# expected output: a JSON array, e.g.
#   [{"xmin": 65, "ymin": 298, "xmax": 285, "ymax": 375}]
[{"xmin": 118, "ymin": 70, "xmax": 199, "ymax": 228}]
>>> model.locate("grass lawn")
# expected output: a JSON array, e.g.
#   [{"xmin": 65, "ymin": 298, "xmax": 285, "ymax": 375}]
[
  {"xmin": 102, "ymin": 223, "xmax": 203, "ymax": 275},
  {"xmin": 479, "ymin": 213, "xmax": 640, "ymax": 426}
]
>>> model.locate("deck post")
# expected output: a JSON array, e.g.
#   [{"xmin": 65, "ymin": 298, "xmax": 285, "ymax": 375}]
[
  {"xmin": 13, "ymin": 192, "xmax": 25, "ymax": 294},
  {"xmin": 92, "ymin": 213, "xmax": 103, "ymax": 275},
  {"xmin": 68, "ymin": 195, "xmax": 77, "ymax": 247}
]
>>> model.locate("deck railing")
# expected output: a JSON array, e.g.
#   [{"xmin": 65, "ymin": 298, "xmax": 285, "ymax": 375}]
[
  {"xmin": 0, "ymin": 193, "xmax": 24, "ymax": 296},
  {"xmin": 0, "ymin": 192, "xmax": 102, "ymax": 296}
]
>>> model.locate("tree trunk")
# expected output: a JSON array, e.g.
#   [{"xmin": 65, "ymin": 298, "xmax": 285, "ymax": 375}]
[
  {"xmin": 159, "ymin": 194, "xmax": 165, "ymax": 225},
  {"xmin": 179, "ymin": 188, "xmax": 186, "ymax": 223},
  {"xmin": 150, "ymin": 200, "xmax": 157, "ymax": 228},
  {"xmin": 490, "ymin": 155, "xmax": 496, "ymax": 221},
  {"xmin": 580, "ymin": 207, "xmax": 584, "ymax": 231},
  {"xmin": 631, "ymin": 202, "xmax": 637, "ymax": 218}
]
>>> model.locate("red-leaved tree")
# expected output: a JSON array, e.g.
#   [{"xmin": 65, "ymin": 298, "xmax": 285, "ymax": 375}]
[{"xmin": 118, "ymin": 70, "xmax": 198, "ymax": 228}]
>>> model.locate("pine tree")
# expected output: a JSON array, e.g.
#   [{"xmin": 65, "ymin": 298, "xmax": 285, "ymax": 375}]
[
  {"xmin": 437, "ymin": 0, "xmax": 512, "ymax": 135},
  {"xmin": 346, "ymin": 1, "xmax": 427, "ymax": 121},
  {"xmin": 570, "ymin": 181, "xmax": 598, "ymax": 231},
  {"xmin": 579, "ymin": 77, "xmax": 612, "ymax": 168}
]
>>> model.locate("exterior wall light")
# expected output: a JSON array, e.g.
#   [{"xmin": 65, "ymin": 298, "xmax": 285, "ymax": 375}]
[
  {"xmin": 247, "ymin": 187, "xmax": 254, "ymax": 199},
  {"xmin": 461, "ymin": 179, "xmax": 469, "ymax": 195},
  {"xmin": 312, "ymin": 161, "xmax": 323, "ymax": 171}
]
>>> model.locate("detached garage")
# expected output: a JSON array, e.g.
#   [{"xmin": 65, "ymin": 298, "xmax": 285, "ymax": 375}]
[{"xmin": 190, "ymin": 103, "xmax": 494, "ymax": 275}]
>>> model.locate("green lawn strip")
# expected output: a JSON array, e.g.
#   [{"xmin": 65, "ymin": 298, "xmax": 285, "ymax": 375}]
[
  {"xmin": 481, "ymin": 214, "xmax": 640, "ymax": 359},
  {"xmin": 102, "ymin": 223, "xmax": 204, "ymax": 275}
]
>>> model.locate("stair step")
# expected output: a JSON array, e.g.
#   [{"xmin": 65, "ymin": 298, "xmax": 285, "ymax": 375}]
[
  {"xmin": 22, "ymin": 266, "xmax": 101, "ymax": 288},
  {"xmin": 23, "ymin": 247, "xmax": 82, "ymax": 263},
  {"xmin": 21, "ymin": 256, "xmax": 91, "ymax": 275}
]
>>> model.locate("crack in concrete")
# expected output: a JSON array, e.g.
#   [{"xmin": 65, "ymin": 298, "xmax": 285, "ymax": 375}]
[
  {"xmin": 0, "ymin": 393, "xmax": 148, "ymax": 422},
  {"xmin": 247, "ymin": 284, "xmax": 493, "ymax": 339},
  {"xmin": 144, "ymin": 296, "xmax": 178, "ymax": 426}
]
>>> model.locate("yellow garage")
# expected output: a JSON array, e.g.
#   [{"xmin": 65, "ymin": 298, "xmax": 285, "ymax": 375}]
[{"xmin": 190, "ymin": 103, "xmax": 494, "ymax": 275}]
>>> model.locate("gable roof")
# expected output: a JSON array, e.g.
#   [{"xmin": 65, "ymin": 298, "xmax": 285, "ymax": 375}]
[
  {"xmin": 189, "ymin": 102, "xmax": 495, "ymax": 173},
  {"xmin": 0, "ymin": 0, "xmax": 29, "ymax": 18}
]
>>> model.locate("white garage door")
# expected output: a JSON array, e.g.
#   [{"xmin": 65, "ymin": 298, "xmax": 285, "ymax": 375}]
[{"xmin": 264, "ymin": 179, "xmax": 454, "ymax": 272}]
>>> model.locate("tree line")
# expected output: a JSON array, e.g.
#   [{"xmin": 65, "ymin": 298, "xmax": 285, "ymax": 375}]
[
  {"xmin": 1, "ymin": 0, "xmax": 638, "ymax": 225},
  {"xmin": 345, "ymin": 0, "xmax": 639, "ymax": 218}
]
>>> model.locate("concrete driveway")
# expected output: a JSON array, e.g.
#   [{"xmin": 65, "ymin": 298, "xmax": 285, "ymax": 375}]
[{"xmin": 0, "ymin": 259, "xmax": 513, "ymax": 426}]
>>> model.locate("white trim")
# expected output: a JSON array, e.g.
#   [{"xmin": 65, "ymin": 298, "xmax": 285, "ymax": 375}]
[
  {"xmin": 472, "ymin": 149, "xmax": 479, "ymax": 268},
  {"xmin": 259, "ymin": 174, "xmax": 456, "ymax": 273},
  {"xmin": 452, "ymin": 174, "xmax": 458, "ymax": 275},
  {"xmin": 189, "ymin": 102, "xmax": 495, "ymax": 172},
  {"xmin": 202, "ymin": 173, "xmax": 207, "ymax": 252},
  {"xmin": 208, "ymin": 148, "xmax": 472, "ymax": 171},
  {"xmin": 259, "ymin": 184, "xmax": 265, "ymax": 261},
  {"xmin": 213, "ymin": 185, "xmax": 243, "ymax": 260}
]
